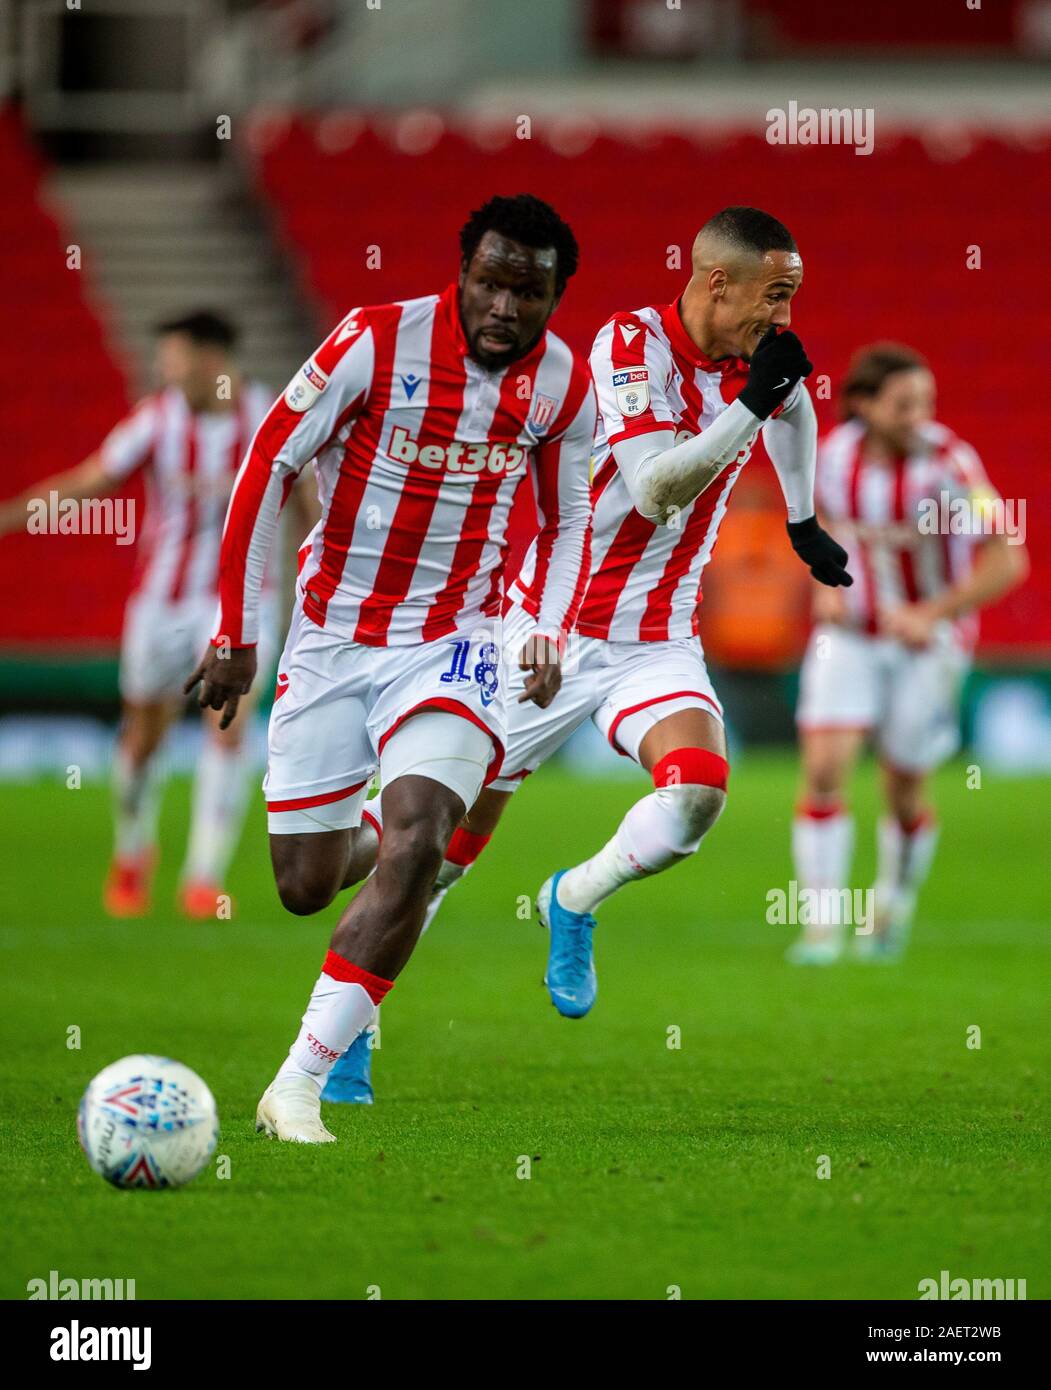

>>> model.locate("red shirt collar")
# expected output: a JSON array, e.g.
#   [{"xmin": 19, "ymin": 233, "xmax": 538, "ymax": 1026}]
[{"xmin": 659, "ymin": 298, "xmax": 746, "ymax": 376}]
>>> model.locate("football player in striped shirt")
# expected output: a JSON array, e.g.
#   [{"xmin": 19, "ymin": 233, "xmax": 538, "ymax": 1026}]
[
  {"xmin": 324, "ymin": 205, "xmax": 851, "ymax": 1102},
  {"xmin": 187, "ymin": 195, "xmax": 595, "ymax": 1142},
  {"xmin": 789, "ymin": 343, "xmax": 1028, "ymax": 963},
  {"xmin": 0, "ymin": 311, "xmax": 286, "ymax": 919}
]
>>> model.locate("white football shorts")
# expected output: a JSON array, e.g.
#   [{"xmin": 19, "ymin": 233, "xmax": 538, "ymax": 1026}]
[
  {"xmin": 264, "ymin": 601, "xmax": 506, "ymax": 833},
  {"xmin": 489, "ymin": 601, "xmax": 724, "ymax": 792},
  {"xmin": 120, "ymin": 590, "xmax": 278, "ymax": 704},
  {"xmin": 796, "ymin": 622, "xmax": 968, "ymax": 772}
]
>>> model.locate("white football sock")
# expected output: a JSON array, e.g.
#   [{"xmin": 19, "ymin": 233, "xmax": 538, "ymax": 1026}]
[
  {"xmin": 557, "ymin": 784, "xmax": 726, "ymax": 915},
  {"xmin": 791, "ymin": 808, "xmax": 855, "ymax": 940},
  {"xmin": 182, "ymin": 739, "xmax": 254, "ymax": 885},
  {"xmin": 112, "ymin": 745, "xmax": 165, "ymax": 860},
  {"xmin": 877, "ymin": 814, "xmax": 939, "ymax": 893},
  {"xmin": 277, "ymin": 974, "xmax": 378, "ymax": 1090}
]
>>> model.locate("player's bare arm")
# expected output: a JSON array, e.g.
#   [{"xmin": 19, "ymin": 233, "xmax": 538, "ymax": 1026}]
[{"xmin": 0, "ymin": 453, "xmax": 116, "ymax": 536}]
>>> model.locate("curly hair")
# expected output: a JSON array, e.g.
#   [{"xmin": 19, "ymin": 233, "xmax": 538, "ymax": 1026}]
[{"xmin": 459, "ymin": 194, "xmax": 580, "ymax": 293}]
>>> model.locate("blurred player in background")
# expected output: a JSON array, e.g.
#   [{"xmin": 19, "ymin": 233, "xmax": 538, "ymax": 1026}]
[
  {"xmin": 324, "ymin": 205, "xmax": 853, "ymax": 1104},
  {"xmin": 788, "ymin": 343, "xmax": 1028, "ymax": 963},
  {"xmin": 0, "ymin": 311, "xmax": 293, "ymax": 919},
  {"xmin": 187, "ymin": 194, "xmax": 595, "ymax": 1143}
]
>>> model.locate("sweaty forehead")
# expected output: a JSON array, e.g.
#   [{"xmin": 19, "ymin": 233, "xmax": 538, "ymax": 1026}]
[
  {"xmin": 756, "ymin": 250, "xmax": 804, "ymax": 286},
  {"xmin": 471, "ymin": 231, "xmax": 557, "ymax": 280}
]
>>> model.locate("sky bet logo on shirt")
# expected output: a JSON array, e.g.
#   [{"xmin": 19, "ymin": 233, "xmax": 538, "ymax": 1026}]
[
  {"xmin": 388, "ymin": 426, "xmax": 528, "ymax": 476},
  {"xmin": 613, "ymin": 367, "xmax": 650, "ymax": 417}
]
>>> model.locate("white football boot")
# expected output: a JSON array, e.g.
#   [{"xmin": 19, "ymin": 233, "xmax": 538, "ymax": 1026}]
[{"xmin": 256, "ymin": 1077, "xmax": 336, "ymax": 1144}]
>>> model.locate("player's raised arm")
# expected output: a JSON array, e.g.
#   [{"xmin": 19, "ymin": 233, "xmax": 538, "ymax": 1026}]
[
  {"xmin": 592, "ymin": 320, "xmax": 810, "ymax": 525},
  {"xmin": 518, "ymin": 367, "xmax": 597, "ymax": 707},
  {"xmin": 185, "ymin": 310, "xmax": 374, "ymax": 726},
  {"xmin": 763, "ymin": 379, "xmax": 852, "ymax": 588},
  {"xmin": 0, "ymin": 394, "xmax": 159, "ymax": 537}
]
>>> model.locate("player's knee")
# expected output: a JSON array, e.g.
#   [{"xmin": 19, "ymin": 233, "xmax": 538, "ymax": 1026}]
[
  {"xmin": 651, "ymin": 748, "xmax": 730, "ymax": 854},
  {"xmin": 655, "ymin": 783, "xmax": 727, "ymax": 854},
  {"xmin": 806, "ymin": 761, "xmax": 846, "ymax": 801},
  {"xmin": 377, "ymin": 818, "xmax": 447, "ymax": 895},
  {"xmin": 274, "ymin": 863, "xmax": 339, "ymax": 917}
]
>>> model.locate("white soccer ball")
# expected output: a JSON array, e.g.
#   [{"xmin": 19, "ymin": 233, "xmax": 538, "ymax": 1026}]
[{"xmin": 78, "ymin": 1055, "xmax": 219, "ymax": 1190}]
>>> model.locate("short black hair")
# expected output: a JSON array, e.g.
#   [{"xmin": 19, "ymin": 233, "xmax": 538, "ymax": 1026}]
[
  {"xmin": 459, "ymin": 194, "xmax": 580, "ymax": 293},
  {"xmin": 699, "ymin": 206, "xmax": 797, "ymax": 256},
  {"xmin": 155, "ymin": 310, "xmax": 239, "ymax": 350}
]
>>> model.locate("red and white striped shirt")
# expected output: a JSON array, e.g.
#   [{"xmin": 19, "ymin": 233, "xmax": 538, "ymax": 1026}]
[
  {"xmin": 217, "ymin": 284, "xmax": 595, "ymax": 648},
  {"xmin": 512, "ymin": 300, "xmax": 760, "ymax": 642},
  {"xmin": 816, "ymin": 419, "xmax": 995, "ymax": 646},
  {"xmin": 100, "ymin": 382, "xmax": 270, "ymax": 605}
]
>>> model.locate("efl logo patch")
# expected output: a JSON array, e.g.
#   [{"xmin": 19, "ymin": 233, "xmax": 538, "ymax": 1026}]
[
  {"xmin": 613, "ymin": 367, "xmax": 649, "ymax": 417},
  {"xmin": 285, "ymin": 359, "xmax": 329, "ymax": 412},
  {"xmin": 527, "ymin": 392, "xmax": 558, "ymax": 437}
]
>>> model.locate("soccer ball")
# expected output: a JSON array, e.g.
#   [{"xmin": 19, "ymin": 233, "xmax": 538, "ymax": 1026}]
[{"xmin": 78, "ymin": 1055, "xmax": 219, "ymax": 1190}]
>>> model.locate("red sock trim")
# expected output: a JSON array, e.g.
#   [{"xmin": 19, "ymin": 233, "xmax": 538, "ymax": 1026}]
[
  {"xmin": 899, "ymin": 810, "xmax": 935, "ymax": 837},
  {"xmin": 445, "ymin": 826, "xmax": 491, "ymax": 867},
  {"xmin": 652, "ymin": 747, "xmax": 729, "ymax": 791},
  {"xmin": 796, "ymin": 801, "xmax": 846, "ymax": 821},
  {"xmin": 322, "ymin": 950, "xmax": 393, "ymax": 1003},
  {"xmin": 361, "ymin": 806, "xmax": 382, "ymax": 841}
]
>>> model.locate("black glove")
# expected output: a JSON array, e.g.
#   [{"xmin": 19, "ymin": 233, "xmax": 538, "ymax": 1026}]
[
  {"xmin": 787, "ymin": 515, "xmax": 853, "ymax": 587},
  {"xmin": 739, "ymin": 327, "xmax": 813, "ymax": 419}
]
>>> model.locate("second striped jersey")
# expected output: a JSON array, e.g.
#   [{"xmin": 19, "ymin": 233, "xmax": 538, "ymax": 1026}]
[
  {"xmin": 216, "ymin": 284, "xmax": 595, "ymax": 648},
  {"xmin": 511, "ymin": 298, "xmax": 768, "ymax": 642}
]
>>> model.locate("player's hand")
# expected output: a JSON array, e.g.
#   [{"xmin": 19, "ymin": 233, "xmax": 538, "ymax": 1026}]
[
  {"xmin": 517, "ymin": 633, "xmax": 563, "ymax": 708},
  {"xmin": 184, "ymin": 644, "xmax": 257, "ymax": 730},
  {"xmin": 739, "ymin": 327, "xmax": 813, "ymax": 419},
  {"xmin": 787, "ymin": 515, "xmax": 853, "ymax": 587},
  {"xmin": 880, "ymin": 602, "xmax": 938, "ymax": 650}
]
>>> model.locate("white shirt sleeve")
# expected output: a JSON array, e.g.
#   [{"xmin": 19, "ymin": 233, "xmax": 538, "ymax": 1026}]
[
  {"xmin": 762, "ymin": 383, "xmax": 817, "ymax": 524},
  {"xmin": 611, "ymin": 400, "xmax": 764, "ymax": 525},
  {"xmin": 98, "ymin": 398, "xmax": 161, "ymax": 481},
  {"xmin": 216, "ymin": 310, "xmax": 375, "ymax": 645}
]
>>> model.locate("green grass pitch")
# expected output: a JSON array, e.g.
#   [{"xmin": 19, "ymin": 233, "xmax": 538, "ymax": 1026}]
[{"xmin": 1, "ymin": 751, "xmax": 1047, "ymax": 1300}]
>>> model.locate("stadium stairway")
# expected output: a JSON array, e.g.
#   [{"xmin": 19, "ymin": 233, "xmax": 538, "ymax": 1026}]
[{"xmin": 48, "ymin": 162, "xmax": 317, "ymax": 396}]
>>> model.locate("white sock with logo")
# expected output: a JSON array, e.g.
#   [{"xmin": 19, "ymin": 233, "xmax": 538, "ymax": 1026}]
[{"xmin": 277, "ymin": 974, "xmax": 378, "ymax": 1091}]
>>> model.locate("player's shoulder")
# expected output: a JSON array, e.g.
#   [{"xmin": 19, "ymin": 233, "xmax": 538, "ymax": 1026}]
[
  {"xmin": 920, "ymin": 420, "xmax": 987, "ymax": 483},
  {"xmin": 818, "ymin": 418, "xmax": 865, "ymax": 466},
  {"xmin": 592, "ymin": 303, "xmax": 669, "ymax": 355},
  {"xmin": 128, "ymin": 389, "xmax": 174, "ymax": 424}
]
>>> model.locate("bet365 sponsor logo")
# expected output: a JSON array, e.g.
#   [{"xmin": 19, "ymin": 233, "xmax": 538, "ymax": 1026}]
[{"xmin": 389, "ymin": 425, "xmax": 527, "ymax": 476}]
